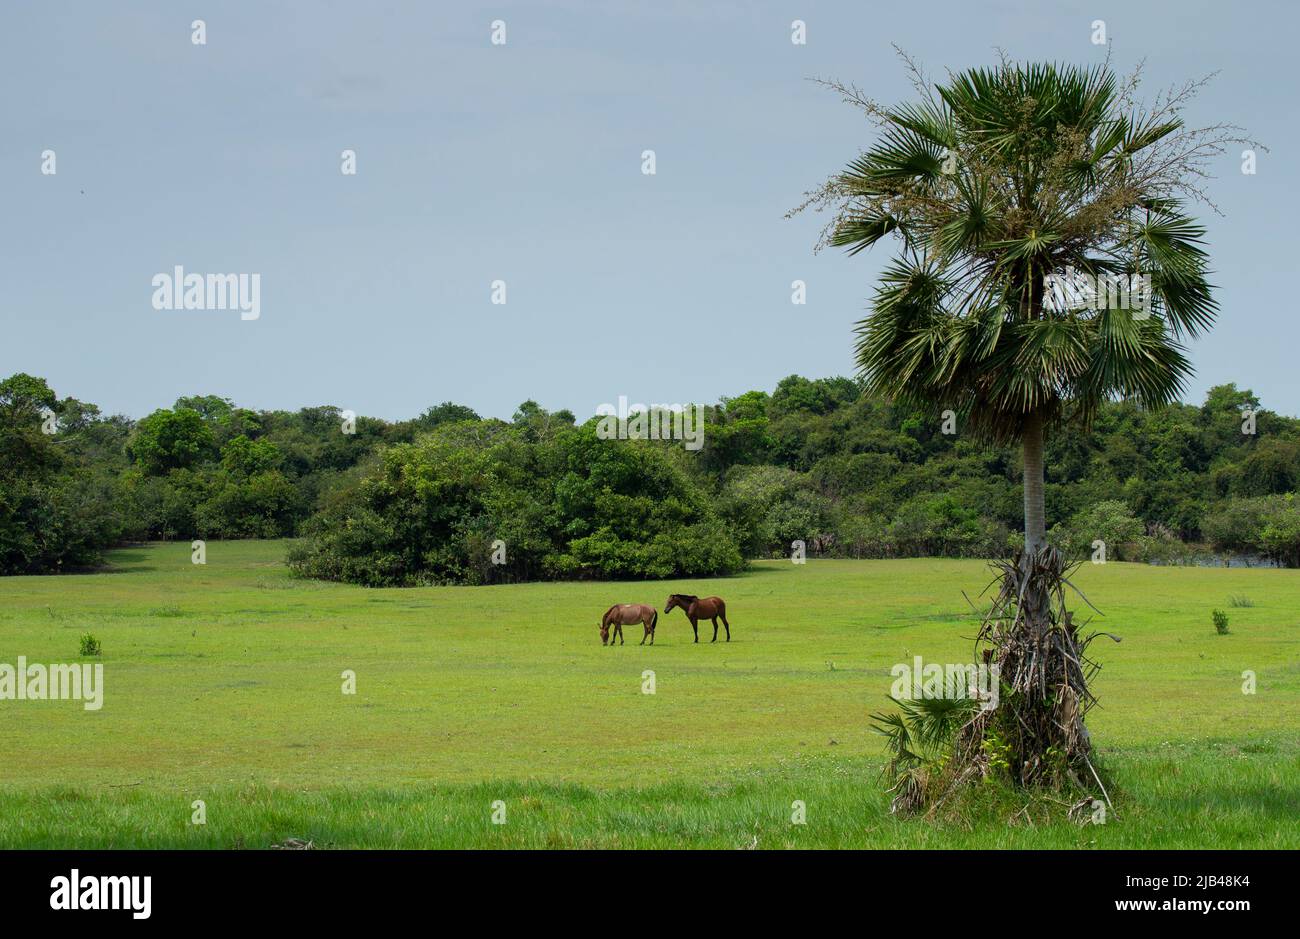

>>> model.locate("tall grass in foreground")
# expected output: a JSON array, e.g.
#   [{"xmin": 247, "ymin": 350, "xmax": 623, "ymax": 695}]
[{"xmin": 1, "ymin": 746, "xmax": 1294, "ymax": 849}]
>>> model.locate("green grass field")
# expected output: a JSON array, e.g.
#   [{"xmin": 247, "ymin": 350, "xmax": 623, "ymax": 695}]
[{"xmin": 1, "ymin": 540, "xmax": 1297, "ymax": 848}]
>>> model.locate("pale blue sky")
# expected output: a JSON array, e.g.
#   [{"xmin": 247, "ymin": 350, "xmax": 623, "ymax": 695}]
[{"xmin": 3, "ymin": 1, "xmax": 1294, "ymax": 420}]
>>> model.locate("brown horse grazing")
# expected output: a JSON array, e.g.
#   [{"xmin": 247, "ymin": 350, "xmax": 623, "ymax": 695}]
[
  {"xmin": 600, "ymin": 604, "xmax": 658, "ymax": 646},
  {"xmin": 664, "ymin": 594, "xmax": 730, "ymax": 643}
]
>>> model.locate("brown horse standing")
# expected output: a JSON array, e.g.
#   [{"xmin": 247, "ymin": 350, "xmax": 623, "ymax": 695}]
[
  {"xmin": 600, "ymin": 604, "xmax": 658, "ymax": 646},
  {"xmin": 664, "ymin": 594, "xmax": 731, "ymax": 643}
]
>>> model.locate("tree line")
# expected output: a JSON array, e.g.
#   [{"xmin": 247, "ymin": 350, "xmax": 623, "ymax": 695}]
[{"xmin": 2, "ymin": 371, "xmax": 1298, "ymax": 581}]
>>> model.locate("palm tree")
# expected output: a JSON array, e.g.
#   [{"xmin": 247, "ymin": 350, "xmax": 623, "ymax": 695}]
[
  {"xmin": 798, "ymin": 57, "xmax": 1252, "ymax": 808},
  {"xmin": 809, "ymin": 59, "xmax": 1227, "ymax": 554}
]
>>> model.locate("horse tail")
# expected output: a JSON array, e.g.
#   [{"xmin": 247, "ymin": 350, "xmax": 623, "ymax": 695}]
[{"xmin": 651, "ymin": 610, "xmax": 658, "ymax": 631}]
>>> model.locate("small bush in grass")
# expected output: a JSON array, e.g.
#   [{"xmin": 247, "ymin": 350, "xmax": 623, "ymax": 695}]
[
  {"xmin": 1228, "ymin": 595, "xmax": 1254, "ymax": 608},
  {"xmin": 78, "ymin": 633, "xmax": 102, "ymax": 656},
  {"xmin": 870, "ymin": 549, "xmax": 1118, "ymax": 818},
  {"xmin": 1212, "ymin": 610, "xmax": 1230, "ymax": 635}
]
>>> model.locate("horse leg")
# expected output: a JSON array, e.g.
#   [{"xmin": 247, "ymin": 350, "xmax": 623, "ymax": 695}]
[
  {"xmin": 722, "ymin": 610, "xmax": 731, "ymax": 641},
  {"xmin": 640, "ymin": 617, "xmax": 648, "ymax": 645},
  {"xmin": 710, "ymin": 616, "xmax": 719, "ymax": 642},
  {"xmin": 619, "ymin": 622, "xmax": 624, "ymax": 645},
  {"xmin": 690, "ymin": 616, "xmax": 699, "ymax": 643}
]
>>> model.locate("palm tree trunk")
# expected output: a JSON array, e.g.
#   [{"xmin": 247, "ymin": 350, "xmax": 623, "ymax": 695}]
[{"xmin": 1022, "ymin": 411, "xmax": 1047, "ymax": 555}]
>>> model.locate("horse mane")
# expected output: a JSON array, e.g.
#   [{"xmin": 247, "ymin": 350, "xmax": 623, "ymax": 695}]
[{"xmin": 671, "ymin": 594, "xmax": 699, "ymax": 603}]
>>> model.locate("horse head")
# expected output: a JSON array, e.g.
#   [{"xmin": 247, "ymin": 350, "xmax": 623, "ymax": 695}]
[
  {"xmin": 665, "ymin": 594, "xmax": 697, "ymax": 614},
  {"xmin": 599, "ymin": 621, "xmax": 610, "ymax": 645}
]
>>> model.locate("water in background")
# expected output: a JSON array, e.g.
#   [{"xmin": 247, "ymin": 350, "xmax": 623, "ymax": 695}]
[{"xmin": 1149, "ymin": 552, "xmax": 1281, "ymax": 568}]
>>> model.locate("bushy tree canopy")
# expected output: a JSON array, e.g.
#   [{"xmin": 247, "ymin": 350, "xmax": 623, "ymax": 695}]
[{"xmin": 3, "ymin": 372, "xmax": 1298, "ymax": 576}]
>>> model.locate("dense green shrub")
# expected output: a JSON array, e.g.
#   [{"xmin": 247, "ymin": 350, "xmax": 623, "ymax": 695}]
[
  {"xmin": 1203, "ymin": 494, "xmax": 1300, "ymax": 566},
  {"xmin": 1212, "ymin": 610, "xmax": 1230, "ymax": 635},
  {"xmin": 287, "ymin": 423, "xmax": 744, "ymax": 586},
  {"xmin": 1054, "ymin": 500, "xmax": 1145, "ymax": 561}
]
